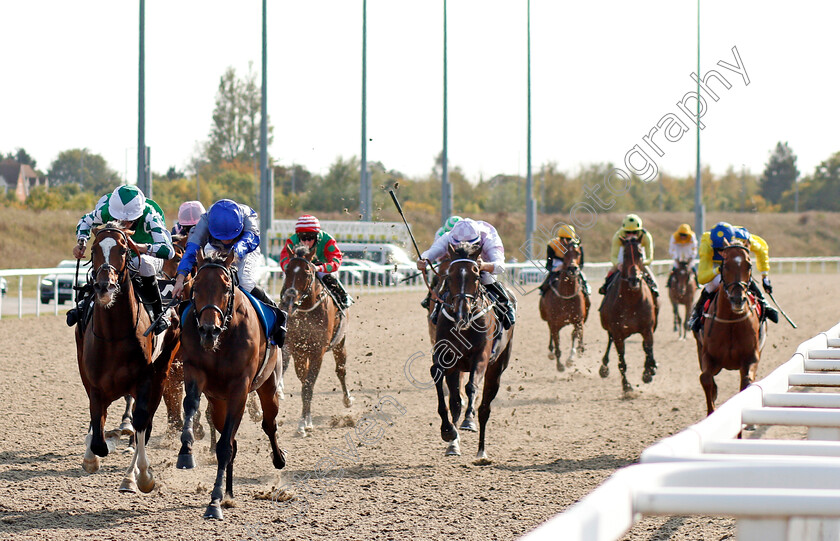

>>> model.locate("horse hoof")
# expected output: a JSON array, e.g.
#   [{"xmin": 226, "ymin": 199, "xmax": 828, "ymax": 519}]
[
  {"xmin": 82, "ymin": 457, "xmax": 100, "ymax": 474},
  {"xmin": 642, "ymin": 370, "xmax": 655, "ymax": 384},
  {"xmin": 556, "ymin": 360, "xmax": 565, "ymax": 373},
  {"xmin": 204, "ymin": 503, "xmax": 224, "ymax": 520},
  {"xmin": 138, "ymin": 470, "xmax": 155, "ymax": 493},
  {"xmin": 119, "ymin": 478, "xmax": 138, "ymax": 493},
  {"xmin": 460, "ymin": 419, "xmax": 478, "ymax": 432},
  {"xmin": 122, "ymin": 445, "xmax": 135, "ymax": 455},
  {"xmin": 296, "ymin": 427, "xmax": 307, "ymax": 438},
  {"xmin": 473, "ymin": 451, "xmax": 491, "ymax": 465},
  {"xmin": 277, "ymin": 389, "xmax": 285, "ymax": 401},
  {"xmin": 273, "ymin": 449, "xmax": 287, "ymax": 470},
  {"xmin": 119, "ymin": 421, "xmax": 135, "ymax": 436},
  {"xmin": 343, "ymin": 395, "xmax": 354, "ymax": 408},
  {"xmin": 445, "ymin": 438, "xmax": 461, "ymax": 456},
  {"xmin": 547, "ymin": 352, "xmax": 555, "ymax": 360},
  {"xmin": 441, "ymin": 426, "xmax": 459, "ymax": 442},
  {"xmin": 599, "ymin": 365, "xmax": 609, "ymax": 378},
  {"xmin": 176, "ymin": 454, "xmax": 196, "ymax": 469}
]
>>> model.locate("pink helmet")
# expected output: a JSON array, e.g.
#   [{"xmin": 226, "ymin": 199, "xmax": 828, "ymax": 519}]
[{"xmin": 178, "ymin": 201, "xmax": 206, "ymax": 226}]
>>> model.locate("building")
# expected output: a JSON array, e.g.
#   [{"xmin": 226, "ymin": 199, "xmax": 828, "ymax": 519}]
[{"xmin": 0, "ymin": 160, "xmax": 48, "ymax": 202}]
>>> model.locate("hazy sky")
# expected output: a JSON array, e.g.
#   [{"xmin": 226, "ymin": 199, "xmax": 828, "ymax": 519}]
[{"xmin": 3, "ymin": 1, "xmax": 838, "ymax": 184}]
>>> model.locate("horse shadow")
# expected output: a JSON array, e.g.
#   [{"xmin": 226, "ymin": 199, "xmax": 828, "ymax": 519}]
[
  {"xmin": 492, "ymin": 454, "xmax": 633, "ymax": 474},
  {"xmin": 0, "ymin": 507, "xmax": 148, "ymax": 535}
]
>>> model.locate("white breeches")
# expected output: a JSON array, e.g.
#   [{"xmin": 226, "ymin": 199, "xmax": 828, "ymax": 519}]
[
  {"xmin": 551, "ymin": 260, "xmax": 564, "ymax": 271},
  {"xmin": 130, "ymin": 254, "xmax": 163, "ymax": 278},
  {"xmin": 704, "ymin": 274, "xmax": 721, "ymax": 293},
  {"xmin": 203, "ymin": 244, "xmax": 262, "ymax": 293},
  {"xmin": 480, "ymin": 271, "xmax": 496, "ymax": 285}
]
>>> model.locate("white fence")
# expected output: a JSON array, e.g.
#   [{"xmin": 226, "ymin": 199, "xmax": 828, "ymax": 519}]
[{"xmin": 522, "ymin": 322, "xmax": 840, "ymax": 541}]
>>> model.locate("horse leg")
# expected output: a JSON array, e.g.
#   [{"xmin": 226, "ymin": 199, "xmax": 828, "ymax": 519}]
[
  {"xmin": 274, "ymin": 352, "xmax": 286, "ymax": 401},
  {"xmin": 672, "ymin": 301, "xmax": 680, "ymax": 334},
  {"xmin": 460, "ymin": 367, "xmax": 479, "ymax": 432},
  {"xmin": 178, "ymin": 377, "xmax": 203, "ymax": 469},
  {"xmin": 84, "ymin": 393, "xmax": 108, "ymax": 473},
  {"xmin": 741, "ymin": 353, "xmax": 760, "ymax": 391},
  {"xmin": 599, "ymin": 334, "xmax": 613, "ymax": 378},
  {"xmin": 573, "ymin": 321, "xmax": 585, "ymax": 359},
  {"xmin": 298, "ymin": 354, "xmax": 323, "ymax": 437},
  {"xmin": 207, "ymin": 400, "xmax": 217, "ymax": 453},
  {"xmin": 446, "ymin": 370, "xmax": 462, "ymax": 427},
  {"xmin": 615, "ymin": 338, "xmax": 632, "ymax": 394},
  {"xmin": 432, "ymin": 363, "xmax": 458, "ymax": 453},
  {"xmin": 699, "ymin": 357, "xmax": 719, "ymax": 416},
  {"xmin": 477, "ymin": 340, "xmax": 513, "ymax": 462},
  {"xmin": 205, "ymin": 394, "xmax": 245, "ymax": 520},
  {"xmin": 120, "ymin": 395, "xmax": 135, "ymax": 436},
  {"xmin": 552, "ymin": 323, "xmax": 564, "ymax": 372},
  {"xmin": 256, "ymin": 366, "xmax": 288, "ymax": 470},
  {"xmin": 333, "ymin": 337, "xmax": 354, "ymax": 408},
  {"xmin": 641, "ymin": 329, "xmax": 657, "ymax": 384},
  {"xmin": 126, "ymin": 362, "xmax": 168, "ymax": 494}
]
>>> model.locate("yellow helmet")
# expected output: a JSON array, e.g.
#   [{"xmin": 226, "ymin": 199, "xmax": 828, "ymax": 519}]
[
  {"xmin": 677, "ymin": 223, "xmax": 692, "ymax": 235},
  {"xmin": 622, "ymin": 214, "xmax": 643, "ymax": 232},
  {"xmin": 556, "ymin": 224, "xmax": 577, "ymax": 239}
]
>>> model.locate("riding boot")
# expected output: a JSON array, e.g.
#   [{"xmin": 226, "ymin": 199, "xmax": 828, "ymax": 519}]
[
  {"xmin": 139, "ymin": 276, "xmax": 169, "ymax": 335},
  {"xmin": 688, "ymin": 288, "xmax": 713, "ymax": 332},
  {"xmin": 250, "ymin": 286, "xmax": 287, "ymax": 347},
  {"xmin": 485, "ymin": 281, "xmax": 514, "ymax": 330},
  {"xmin": 666, "ymin": 269, "xmax": 675, "ymax": 289},
  {"xmin": 66, "ymin": 285, "xmax": 92, "ymax": 327},
  {"xmin": 644, "ymin": 272, "xmax": 660, "ymax": 297},
  {"xmin": 598, "ymin": 272, "xmax": 615, "ymax": 295},
  {"xmin": 538, "ymin": 271, "xmax": 555, "ymax": 296},
  {"xmin": 579, "ymin": 271, "xmax": 592, "ymax": 297},
  {"xmin": 693, "ymin": 269, "xmax": 700, "ymax": 287},
  {"xmin": 421, "ymin": 274, "xmax": 440, "ymax": 308},
  {"xmin": 321, "ymin": 273, "xmax": 353, "ymax": 309},
  {"xmin": 748, "ymin": 280, "xmax": 779, "ymax": 324}
]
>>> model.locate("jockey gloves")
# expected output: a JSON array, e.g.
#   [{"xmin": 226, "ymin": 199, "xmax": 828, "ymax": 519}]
[
  {"xmin": 208, "ymin": 199, "xmax": 244, "ymax": 240},
  {"xmin": 450, "ymin": 219, "xmax": 480, "ymax": 244},
  {"xmin": 178, "ymin": 201, "xmax": 206, "ymax": 226},
  {"xmin": 109, "ymin": 186, "xmax": 146, "ymax": 221},
  {"xmin": 295, "ymin": 215, "xmax": 321, "ymax": 233}
]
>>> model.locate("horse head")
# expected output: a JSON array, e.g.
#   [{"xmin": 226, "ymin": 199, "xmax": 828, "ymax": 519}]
[
  {"xmin": 446, "ymin": 241, "xmax": 482, "ymax": 324},
  {"xmin": 561, "ymin": 242, "xmax": 581, "ymax": 279},
  {"xmin": 719, "ymin": 244, "xmax": 752, "ymax": 314},
  {"xmin": 620, "ymin": 236, "xmax": 643, "ymax": 289},
  {"xmin": 674, "ymin": 260, "xmax": 690, "ymax": 296},
  {"xmin": 90, "ymin": 223, "xmax": 139, "ymax": 308},
  {"xmin": 191, "ymin": 249, "xmax": 236, "ymax": 351},
  {"xmin": 280, "ymin": 244, "xmax": 316, "ymax": 315}
]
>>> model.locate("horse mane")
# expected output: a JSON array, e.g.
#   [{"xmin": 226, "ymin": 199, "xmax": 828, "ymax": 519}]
[
  {"xmin": 292, "ymin": 244, "xmax": 311, "ymax": 258},
  {"xmin": 202, "ymin": 252, "xmax": 229, "ymax": 265},
  {"xmin": 449, "ymin": 241, "xmax": 480, "ymax": 259}
]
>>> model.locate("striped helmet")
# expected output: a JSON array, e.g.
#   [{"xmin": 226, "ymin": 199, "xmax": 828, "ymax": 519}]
[
  {"xmin": 442, "ymin": 215, "xmax": 462, "ymax": 234},
  {"xmin": 109, "ymin": 185, "xmax": 146, "ymax": 221},
  {"xmin": 295, "ymin": 215, "xmax": 321, "ymax": 233},
  {"xmin": 449, "ymin": 218, "xmax": 480, "ymax": 244}
]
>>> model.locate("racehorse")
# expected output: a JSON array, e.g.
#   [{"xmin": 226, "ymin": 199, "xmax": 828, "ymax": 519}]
[
  {"xmin": 177, "ymin": 250, "xmax": 286, "ymax": 520},
  {"xmin": 539, "ymin": 241, "xmax": 589, "ymax": 371},
  {"xmin": 599, "ymin": 236, "xmax": 659, "ymax": 394},
  {"xmin": 694, "ymin": 244, "xmax": 765, "ymax": 415},
  {"xmin": 75, "ymin": 224, "xmax": 180, "ymax": 494},
  {"xmin": 430, "ymin": 241, "xmax": 515, "ymax": 460},
  {"xmin": 280, "ymin": 245, "xmax": 353, "ymax": 438},
  {"xmin": 668, "ymin": 260, "xmax": 697, "ymax": 340}
]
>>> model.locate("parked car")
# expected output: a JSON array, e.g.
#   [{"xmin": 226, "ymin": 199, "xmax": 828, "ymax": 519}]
[
  {"xmin": 40, "ymin": 260, "xmax": 90, "ymax": 304},
  {"xmin": 341, "ymin": 258, "xmax": 405, "ymax": 287}
]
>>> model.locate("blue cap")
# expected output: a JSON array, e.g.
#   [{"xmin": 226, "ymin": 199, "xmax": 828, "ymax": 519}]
[
  {"xmin": 710, "ymin": 222, "xmax": 734, "ymax": 249},
  {"xmin": 733, "ymin": 226, "xmax": 751, "ymax": 245},
  {"xmin": 208, "ymin": 199, "xmax": 244, "ymax": 241}
]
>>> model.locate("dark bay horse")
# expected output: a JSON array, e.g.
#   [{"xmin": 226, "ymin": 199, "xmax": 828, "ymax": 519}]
[
  {"xmin": 694, "ymin": 245, "xmax": 765, "ymax": 415},
  {"xmin": 280, "ymin": 245, "xmax": 353, "ymax": 437},
  {"xmin": 668, "ymin": 260, "xmax": 697, "ymax": 340},
  {"xmin": 599, "ymin": 236, "xmax": 659, "ymax": 394},
  {"xmin": 76, "ymin": 225, "xmax": 180, "ymax": 494},
  {"xmin": 177, "ymin": 250, "xmax": 286, "ymax": 520},
  {"xmin": 539, "ymin": 242, "xmax": 589, "ymax": 371},
  {"xmin": 431, "ymin": 242, "xmax": 515, "ymax": 460}
]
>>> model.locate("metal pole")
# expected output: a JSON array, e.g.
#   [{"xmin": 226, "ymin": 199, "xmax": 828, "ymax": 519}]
[
  {"xmin": 138, "ymin": 0, "xmax": 146, "ymax": 193},
  {"xmin": 525, "ymin": 0, "xmax": 535, "ymax": 258},
  {"xmin": 259, "ymin": 0, "xmax": 270, "ymax": 244},
  {"xmin": 360, "ymin": 0, "xmax": 369, "ymax": 221},
  {"xmin": 693, "ymin": 0, "xmax": 704, "ymax": 236},
  {"xmin": 441, "ymin": 0, "xmax": 451, "ymax": 225}
]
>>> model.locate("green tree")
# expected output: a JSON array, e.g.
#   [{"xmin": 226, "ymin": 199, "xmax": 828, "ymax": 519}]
[
  {"xmin": 795, "ymin": 151, "xmax": 840, "ymax": 212},
  {"xmin": 47, "ymin": 149, "xmax": 120, "ymax": 194},
  {"xmin": 4, "ymin": 148, "xmax": 37, "ymax": 169},
  {"xmin": 302, "ymin": 156, "xmax": 359, "ymax": 213},
  {"xmin": 760, "ymin": 142, "xmax": 799, "ymax": 205}
]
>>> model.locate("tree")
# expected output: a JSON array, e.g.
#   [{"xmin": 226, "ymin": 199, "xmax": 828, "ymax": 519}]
[
  {"xmin": 302, "ymin": 156, "xmax": 359, "ymax": 212},
  {"xmin": 4, "ymin": 148, "xmax": 37, "ymax": 169},
  {"xmin": 760, "ymin": 142, "xmax": 799, "ymax": 205},
  {"xmin": 206, "ymin": 64, "xmax": 273, "ymax": 165},
  {"xmin": 48, "ymin": 149, "xmax": 120, "ymax": 194}
]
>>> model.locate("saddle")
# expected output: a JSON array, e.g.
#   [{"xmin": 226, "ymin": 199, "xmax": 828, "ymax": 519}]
[{"xmin": 74, "ymin": 275, "xmax": 165, "ymax": 333}]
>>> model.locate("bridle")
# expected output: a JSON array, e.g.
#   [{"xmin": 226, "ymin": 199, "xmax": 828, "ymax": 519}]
[
  {"xmin": 282, "ymin": 256, "xmax": 324, "ymax": 314},
  {"xmin": 550, "ymin": 245, "xmax": 582, "ymax": 299},
  {"xmin": 718, "ymin": 245, "xmax": 753, "ymax": 316},
  {"xmin": 442, "ymin": 257, "xmax": 494, "ymax": 328},
  {"xmin": 620, "ymin": 236, "xmax": 642, "ymax": 286},
  {"xmin": 191, "ymin": 262, "xmax": 235, "ymax": 334},
  {"xmin": 92, "ymin": 227, "xmax": 133, "ymax": 286}
]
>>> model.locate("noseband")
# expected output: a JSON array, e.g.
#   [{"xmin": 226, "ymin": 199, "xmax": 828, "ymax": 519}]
[
  {"xmin": 92, "ymin": 227, "xmax": 133, "ymax": 285},
  {"xmin": 192, "ymin": 262, "xmax": 235, "ymax": 333}
]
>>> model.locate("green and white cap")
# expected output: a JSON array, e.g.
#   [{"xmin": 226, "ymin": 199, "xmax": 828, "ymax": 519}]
[
  {"xmin": 443, "ymin": 215, "xmax": 462, "ymax": 234},
  {"xmin": 109, "ymin": 185, "xmax": 146, "ymax": 221}
]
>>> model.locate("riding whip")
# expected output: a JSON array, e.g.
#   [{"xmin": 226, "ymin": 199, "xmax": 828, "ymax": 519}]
[
  {"xmin": 143, "ymin": 297, "xmax": 180, "ymax": 337},
  {"xmin": 388, "ymin": 189, "xmax": 440, "ymax": 297},
  {"xmin": 766, "ymin": 290, "xmax": 797, "ymax": 329}
]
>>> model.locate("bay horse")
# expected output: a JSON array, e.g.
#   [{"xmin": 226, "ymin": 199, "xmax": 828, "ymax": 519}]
[
  {"xmin": 177, "ymin": 250, "xmax": 286, "ymax": 520},
  {"xmin": 76, "ymin": 224, "xmax": 180, "ymax": 494},
  {"xmin": 598, "ymin": 236, "xmax": 659, "ymax": 394},
  {"xmin": 539, "ymin": 241, "xmax": 589, "ymax": 371},
  {"xmin": 430, "ymin": 242, "xmax": 515, "ymax": 460},
  {"xmin": 694, "ymin": 244, "xmax": 765, "ymax": 415},
  {"xmin": 668, "ymin": 260, "xmax": 697, "ymax": 340},
  {"xmin": 280, "ymin": 245, "xmax": 353, "ymax": 438}
]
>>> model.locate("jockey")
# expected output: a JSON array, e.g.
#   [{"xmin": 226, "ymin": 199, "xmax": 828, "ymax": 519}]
[
  {"xmin": 667, "ymin": 223, "xmax": 698, "ymax": 288},
  {"xmin": 420, "ymin": 215, "xmax": 463, "ymax": 309},
  {"xmin": 278, "ymin": 215, "xmax": 353, "ymax": 309},
  {"xmin": 538, "ymin": 224, "xmax": 592, "ymax": 299},
  {"xmin": 171, "ymin": 200, "xmax": 206, "ymax": 237},
  {"xmin": 67, "ymin": 185, "xmax": 174, "ymax": 335},
  {"xmin": 598, "ymin": 213, "xmax": 659, "ymax": 297},
  {"xmin": 417, "ymin": 218, "xmax": 515, "ymax": 329},
  {"xmin": 687, "ymin": 222, "xmax": 778, "ymax": 332}
]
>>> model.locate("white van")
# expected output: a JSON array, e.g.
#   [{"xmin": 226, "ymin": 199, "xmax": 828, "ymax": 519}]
[{"xmin": 337, "ymin": 243, "xmax": 414, "ymax": 266}]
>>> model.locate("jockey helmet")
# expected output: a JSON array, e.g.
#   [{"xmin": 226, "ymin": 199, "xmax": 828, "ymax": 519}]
[
  {"xmin": 677, "ymin": 223, "xmax": 692, "ymax": 236},
  {"xmin": 622, "ymin": 214, "xmax": 643, "ymax": 232},
  {"xmin": 208, "ymin": 199, "xmax": 244, "ymax": 240},
  {"xmin": 556, "ymin": 224, "xmax": 577, "ymax": 239},
  {"xmin": 109, "ymin": 185, "xmax": 146, "ymax": 221},
  {"xmin": 178, "ymin": 200, "xmax": 206, "ymax": 227},
  {"xmin": 443, "ymin": 215, "xmax": 462, "ymax": 234},
  {"xmin": 710, "ymin": 222, "xmax": 734, "ymax": 249},
  {"xmin": 295, "ymin": 215, "xmax": 321, "ymax": 233},
  {"xmin": 733, "ymin": 226, "xmax": 751, "ymax": 246},
  {"xmin": 449, "ymin": 219, "xmax": 480, "ymax": 244}
]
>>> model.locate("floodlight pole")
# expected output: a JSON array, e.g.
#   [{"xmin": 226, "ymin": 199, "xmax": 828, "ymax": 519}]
[
  {"xmin": 441, "ymin": 0, "xmax": 452, "ymax": 226},
  {"xmin": 525, "ymin": 0, "xmax": 535, "ymax": 258},
  {"xmin": 693, "ymin": 0, "xmax": 704, "ymax": 236}
]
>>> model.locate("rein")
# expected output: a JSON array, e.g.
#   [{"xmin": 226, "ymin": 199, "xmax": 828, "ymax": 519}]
[
  {"xmin": 283, "ymin": 257, "xmax": 322, "ymax": 313},
  {"xmin": 191, "ymin": 262, "xmax": 235, "ymax": 334}
]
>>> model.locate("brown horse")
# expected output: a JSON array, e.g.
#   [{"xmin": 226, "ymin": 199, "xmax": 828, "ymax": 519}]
[
  {"xmin": 280, "ymin": 245, "xmax": 353, "ymax": 438},
  {"xmin": 539, "ymin": 242, "xmax": 589, "ymax": 371},
  {"xmin": 76, "ymin": 225, "xmax": 179, "ymax": 494},
  {"xmin": 694, "ymin": 245, "xmax": 765, "ymax": 415},
  {"xmin": 598, "ymin": 236, "xmax": 659, "ymax": 394},
  {"xmin": 431, "ymin": 242, "xmax": 515, "ymax": 460},
  {"xmin": 668, "ymin": 260, "xmax": 697, "ymax": 340},
  {"xmin": 177, "ymin": 250, "xmax": 286, "ymax": 520}
]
